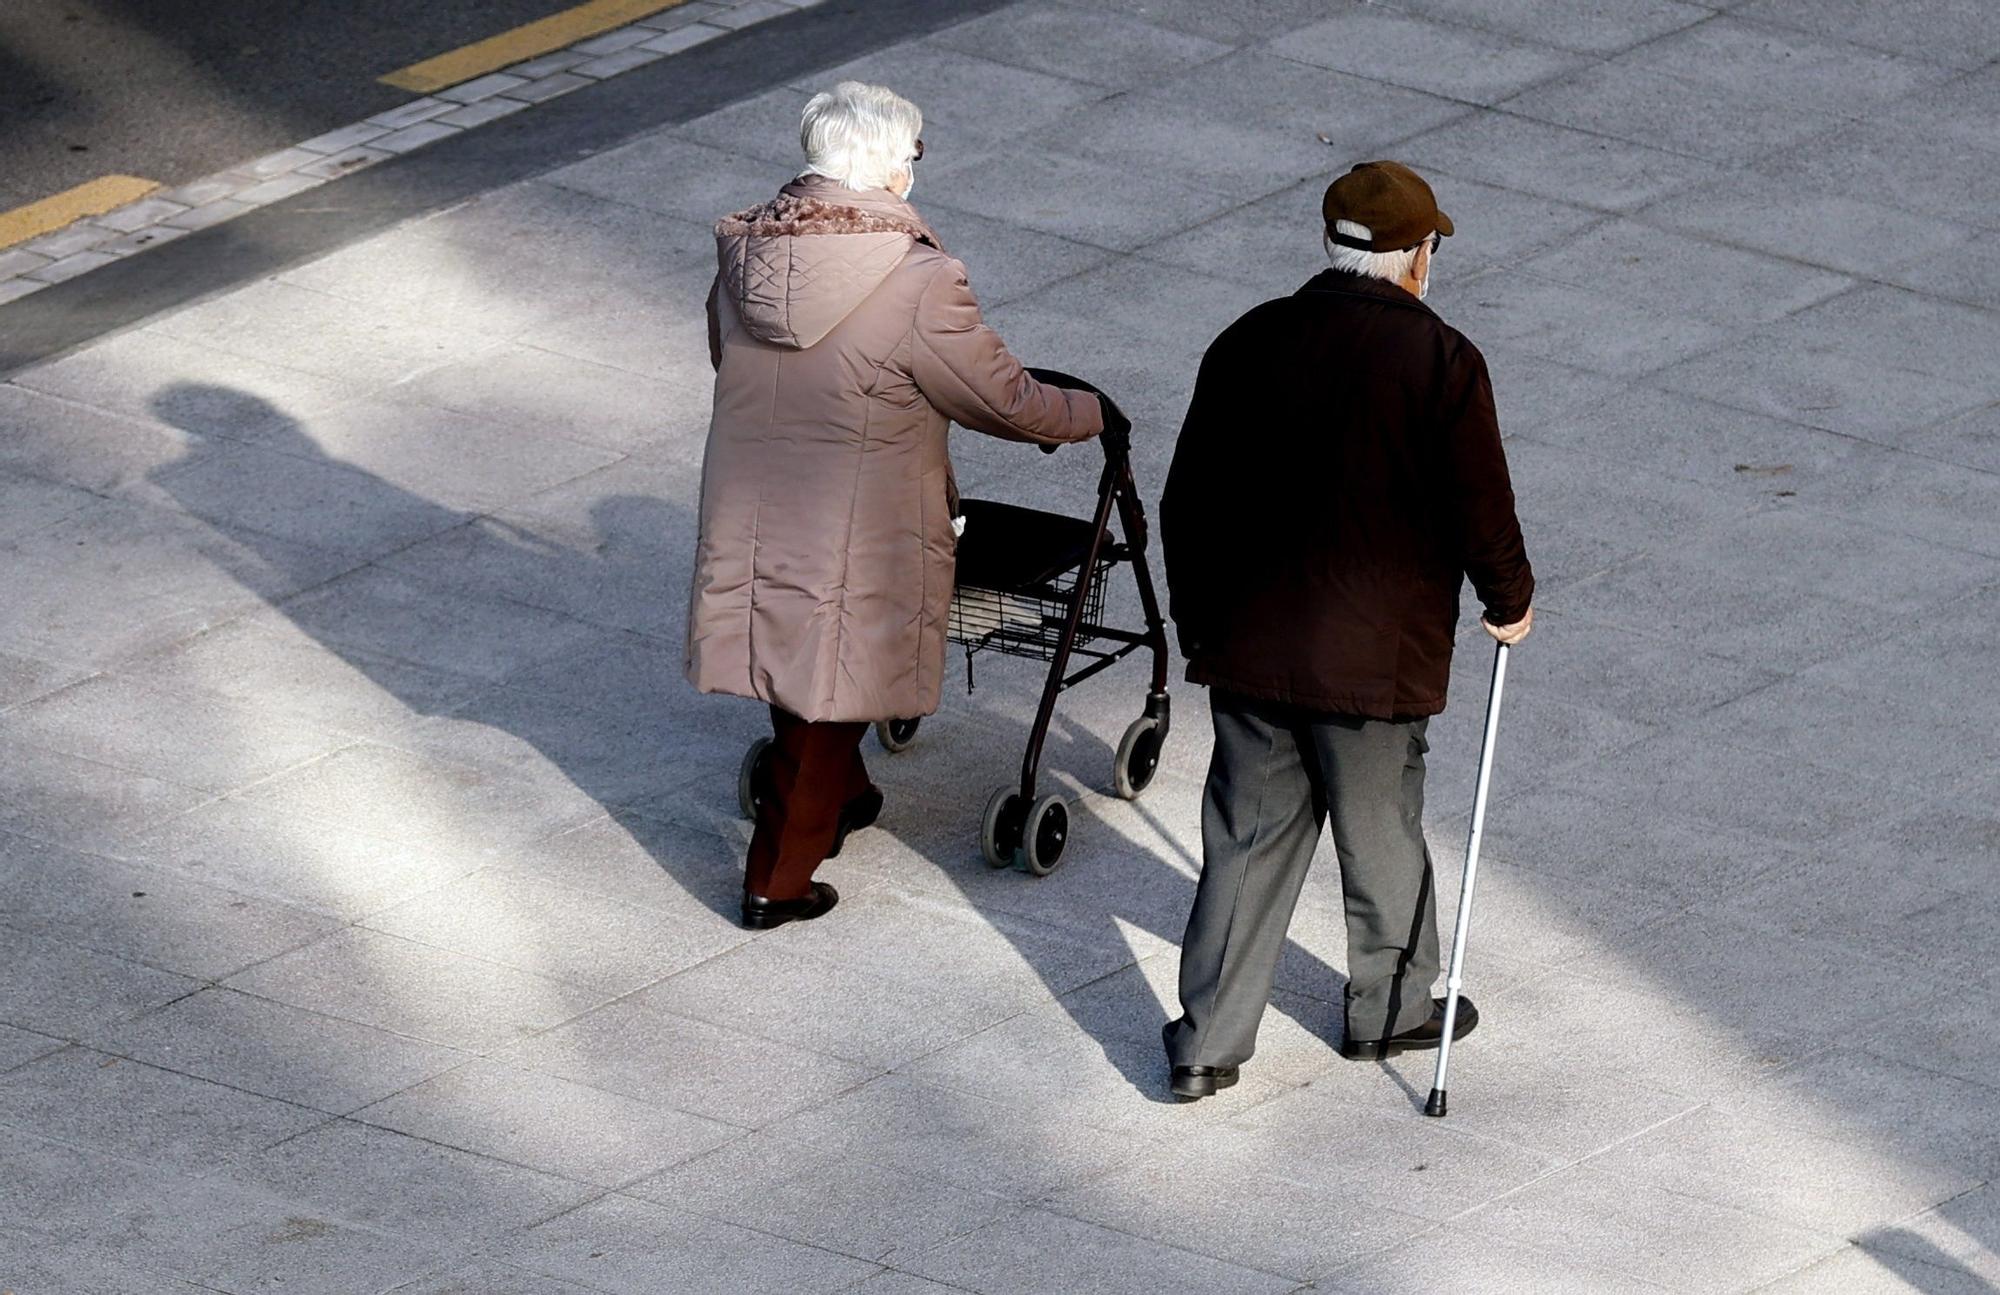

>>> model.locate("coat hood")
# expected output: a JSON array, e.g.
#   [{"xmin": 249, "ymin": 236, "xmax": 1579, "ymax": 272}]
[{"xmin": 715, "ymin": 176, "xmax": 942, "ymax": 350}]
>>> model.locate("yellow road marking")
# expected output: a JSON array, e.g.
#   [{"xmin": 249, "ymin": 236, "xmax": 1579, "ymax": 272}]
[
  {"xmin": 381, "ymin": 0, "xmax": 689, "ymax": 92},
  {"xmin": 0, "ymin": 175, "xmax": 159, "ymax": 251}
]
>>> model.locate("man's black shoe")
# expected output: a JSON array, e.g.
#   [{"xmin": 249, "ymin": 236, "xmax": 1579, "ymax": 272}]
[
  {"xmin": 1164, "ymin": 1021, "xmax": 1239, "ymax": 1101},
  {"xmin": 741, "ymin": 881, "xmax": 839, "ymax": 930},
  {"xmin": 1339, "ymin": 996, "xmax": 1478, "ymax": 1061},
  {"xmin": 827, "ymin": 786, "xmax": 884, "ymax": 859}
]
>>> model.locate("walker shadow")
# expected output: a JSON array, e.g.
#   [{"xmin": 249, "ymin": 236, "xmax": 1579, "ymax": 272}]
[{"xmin": 146, "ymin": 383, "xmax": 1355, "ymax": 1107}]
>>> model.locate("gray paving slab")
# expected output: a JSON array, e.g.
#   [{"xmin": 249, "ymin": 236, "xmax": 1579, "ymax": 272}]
[
  {"xmin": 385, "ymin": 1257, "xmax": 611, "ymax": 1294},
  {"xmin": 637, "ymin": 936, "xmax": 1028, "ymax": 1070},
  {"xmin": 0, "ymin": 930, "xmax": 198, "ymax": 1039},
  {"xmin": 918, "ymin": 146, "xmax": 1240, "ymax": 253},
  {"xmin": 1453, "ymin": 1166, "xmax": 1840, "ymax": 1293},
  {"xmin": 1400, "ymin": 110, "xmax": 1717, "ymax": 213},
  {"xmin": 0, "ymin": 382, "xmax": 218, "ymax": 495},
  {"xmin": 361, "ymin": 868, "xmax": 741, "ymax": 995},
  {"xmin": 1713, "ymin": 1048, "xmax": 2000, "ymax": 1180},
  {"xmin": 1275, "ymin": 8, "xmax": 1585, "ymax": 106},
  {"xmin": 1434, "ymin": 266, "xmax": 1736, "ymax": 377},
  {"xmin": 0, "ymin": 1022, "xmax": 65, "ymax": 1072},
  {"xmin": 1036, "ymin": 49, "xmax": 1469, "ymax": 193},
  {"xmin": 1733, "ymin": 0, "xmax": 2000, "ymax": 69},
  {"xmin": 0, "ymin": 734, "xmax": 213, "ymax": 855},
  {"xmin": 111, "ymin": 612, "xmax": 488, "ymax": 742},
  {"xmin": 4, "ymin": 672, "xmax": 355, "ymax": 794},
  {"xmin": 234, "ymin": 1117, "xmax": 596, "ymax": 1252},
  {"xmin": 87, "ymin": 986, "xmax": 467, "ymax": 1114},
  {"xmin": 899, "ymin": 1205, "xmax": 1300, "ymax": 1294},
  {"xmin": 0, "ymin": 1045, "xmax": 327, "ymax": 1170},
  {"xmin": 382, "ymin": 343, "xmax": 692, "ymax": 455},
  {"xmin": 0, "ymin": 468, "xmax": 101, "ymax": 543},
  {"xmin": 797, "ymin": 39, "xmax": 1114, "ymax": 148},
  {"xmin": 224, "ymin": 926, "xmax": 612, "ymax": 1051},
  {"xmin": 1758, "ymin": 1245, "xmax": 1995, "ymax": 1294},
  {"xmin": 1230, "ymin": 1088, "xmax": 1559, "ymax": 1217},
  {"xmin": 147, "ymin": 281, "xmax": 509, "ymax": 386},
  {"xmin": 0, "ymin": 645, "xmax": 86, "ymax": 710},
  {"xmin": 763, "ymin": 1073, "xmax": 1151, "ymax": 1198},
  {"xmin": 270, "ymin": 565, "xmax": 604, "ymax": 684},
  {"xmin": 1320, "ymin": 1229, "xmax": 1677, "ymax": 1293},
  {"xmin": 120, "ymin": 794, "xmax": 487, "ymax": 920},
  {"xmin": 0, "ymin": 830, "xmax": 335, "ymax": 981},
  {"xmin": 490, "ymin": 1192, "xmax": 880, "ymax": 1294},
  {"xmin": 1636, "ymin": 168, "xmax": 1970, "ymax": 278},
  {"xmin": 353, "ymin": 1058, "xmax": 741, "ymax": 1187},
  {"xmin": 1860, "ymin": 1181, "xmax": 2000, "ymax": 1284},
  {"xmin": 1584, "ymin": 1105, "xmax": 1982, "ymax": 1240},
  {"xmin": 932, "ymin": 1, "xmax": 1229, "ymax": 91},
  {"xmin": 496, "ymin": 994, "xmax": 878, "ymax": 1128},
  {"xmin": 0, "ymin": 495, "xmax": 361, "ymax": 670},
  {"xmin": 631, "ymin": 1131, "xmax": 1012, "ymax": 1263},
  {"xmin": 1759, "ymin": 119, "xmax": 2000, "ymax": 233}
]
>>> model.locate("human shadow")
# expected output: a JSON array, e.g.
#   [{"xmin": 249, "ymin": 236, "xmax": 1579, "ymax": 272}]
[
  {"xmin": 147, "ymin": 383, "xmax": 1359, "ymax": 1106},
  {"xmin": 145, "ymin": 385, "xmax": 759, "ymax": 923}
]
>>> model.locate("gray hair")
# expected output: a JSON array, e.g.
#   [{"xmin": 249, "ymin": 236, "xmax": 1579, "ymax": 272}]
[
  {"xmin": 1324, "ymin": 219, "xmax": 1423, "ymax": 284},
  {"xmin": 799, "ymin": 81, "xmax": 923, "ymax": 193}
]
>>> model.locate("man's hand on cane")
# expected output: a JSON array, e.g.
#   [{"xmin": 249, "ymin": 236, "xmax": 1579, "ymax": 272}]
[{"xmin": 1483, "ymin": 606, "xmax": 1533, "ymax": 645}]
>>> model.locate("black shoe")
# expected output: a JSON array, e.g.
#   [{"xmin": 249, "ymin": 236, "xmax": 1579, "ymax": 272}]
[
  {"xmin": 1339, "ymin": 996, "xmax": 1479, "ymax": 1061},
  {"xmin": 741, "ymin": 881, "xmax": 839, "ymax": 930},
  {"xmin": 1164, "ymin": 1021, "xmax": 1239, "ymax": 1101},
  {"xmin": 826, "ymin": 786, "xmax": 884, "ymax": 859}
]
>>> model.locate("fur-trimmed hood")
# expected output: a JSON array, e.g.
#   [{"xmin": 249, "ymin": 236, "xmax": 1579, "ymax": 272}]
[{"xmin": 714, "ymin": 176, "xmax": 942, "ymax": 350}]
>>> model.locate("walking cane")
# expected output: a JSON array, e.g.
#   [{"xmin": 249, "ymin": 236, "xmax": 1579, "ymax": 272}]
[{"xmin": 1424, "ymin": 640, "xmax": 1511, "ymax": 1118}]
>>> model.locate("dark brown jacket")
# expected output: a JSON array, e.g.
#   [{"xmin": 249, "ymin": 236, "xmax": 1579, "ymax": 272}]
[
  {"xmin": 687, "ymin": 176, "xmax": 1102, "ymax": 723},
  {"xmin": 1161, "ymin": 269, "xmax": 1532, "ymax": 719}
]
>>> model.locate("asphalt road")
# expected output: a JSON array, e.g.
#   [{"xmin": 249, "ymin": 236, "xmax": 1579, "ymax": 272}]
[{"xmin": 0, "ymin": 0, "xmax": 584, "ymax": 211}]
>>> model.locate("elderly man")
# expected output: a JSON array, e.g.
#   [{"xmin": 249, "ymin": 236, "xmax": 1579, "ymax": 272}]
[
  {"xmin": 688, "ymin": 83, "xmax": 1105, "ymax": 931},
  {"xmin": 1158, "ymin": 161, "xmax": 1534, "ymax": 1099}
]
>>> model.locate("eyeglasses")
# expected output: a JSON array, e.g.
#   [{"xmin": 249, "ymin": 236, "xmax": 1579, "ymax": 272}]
[
  {"xmin": 1426, "ymin": 232, "xmax": 1442, "ymax": 255},
  {"xmin": 912, "ymin": 138, "xmax": 925, "ymax": 163}
]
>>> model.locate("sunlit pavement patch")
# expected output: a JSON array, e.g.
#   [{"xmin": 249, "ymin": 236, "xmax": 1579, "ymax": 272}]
[{"xmin": 0, "ymin": 0, "xmax": 823, "ymax": 309}]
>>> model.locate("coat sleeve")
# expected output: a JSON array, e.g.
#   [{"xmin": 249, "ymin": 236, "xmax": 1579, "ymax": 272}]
[
  {"xmin": 1441, "ymin": 339, "xmax": 1534, "ymax": 625},
  {"xmin": 910, "ymin": 259, "xmax": 1104, "ymax": 445},
  {"xmin": 1161, "ymin": 341, "xmax": 1227, "ymax": 657}
]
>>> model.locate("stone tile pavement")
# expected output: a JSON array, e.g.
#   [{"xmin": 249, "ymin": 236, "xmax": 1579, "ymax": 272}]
[{"xmin": 3, "ymin": 1, "xmax": 1999, "ymax": 1291}]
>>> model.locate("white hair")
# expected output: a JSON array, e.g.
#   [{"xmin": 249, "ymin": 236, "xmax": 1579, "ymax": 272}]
[
  {"xmin": 799, "ymin": 81, "xmax": 923, "ymax": 193},
  {"xmin": 1324, "ymin": 220, "xmax": 1423, "ymax": 283}
]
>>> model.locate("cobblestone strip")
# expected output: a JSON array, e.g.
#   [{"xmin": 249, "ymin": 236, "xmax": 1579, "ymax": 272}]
[{"xmin": 0, "ymin": 0, "xmax": 824, "ymax": 306}]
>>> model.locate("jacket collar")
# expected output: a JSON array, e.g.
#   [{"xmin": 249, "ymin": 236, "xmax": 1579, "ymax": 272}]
[
  {"xmin": 780, "ymin": 173, "xmax": 944, "ymax": 251},
  {"xmin": 1297, "ymin": 267, "xmax": 1435, "ymax": 317}
]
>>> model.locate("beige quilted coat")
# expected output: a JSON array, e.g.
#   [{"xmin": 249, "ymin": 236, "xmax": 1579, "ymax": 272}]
[{"xmin": 686, "ymin": 175, "xmax": 1104, "ymax": 723}]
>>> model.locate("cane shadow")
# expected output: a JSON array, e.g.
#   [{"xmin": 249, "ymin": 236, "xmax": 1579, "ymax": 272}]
[{"xmin": 145, "ymin": 384, "xmax": 746, "ymax": 922}]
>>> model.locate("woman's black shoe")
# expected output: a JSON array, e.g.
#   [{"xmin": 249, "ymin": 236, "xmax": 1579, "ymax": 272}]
[
  {"xmin": 741, "ymin": 881, "xmax": 839, "ymax": 930},
  {"xmin": 1340, "ymin": 996, "xmax": 1478, "ymax": 1060},
  {"xmin": 826, "ymin": 786, "xmax": 884, "ymax": 859}
]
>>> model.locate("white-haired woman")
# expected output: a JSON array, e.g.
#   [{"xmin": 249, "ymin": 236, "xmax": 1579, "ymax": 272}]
[{"xmin": 687, "ymin": 81, "xmax": 1108, "ymax": 929}]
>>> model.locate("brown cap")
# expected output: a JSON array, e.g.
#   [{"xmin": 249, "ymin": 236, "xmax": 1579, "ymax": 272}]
[{"xmin": 1321, "ymin": 160, "xmax": 1453, "ymax": 253}]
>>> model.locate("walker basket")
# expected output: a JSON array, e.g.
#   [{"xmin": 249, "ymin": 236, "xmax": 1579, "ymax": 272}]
[{"xmin": 949, "ymin": 498, "xmax": 1110, "ymax": 661}]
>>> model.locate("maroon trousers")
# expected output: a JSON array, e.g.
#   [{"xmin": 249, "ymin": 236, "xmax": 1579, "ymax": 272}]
[{"xmin": 744, "ymin": 707, "xmax": 871, "ymax": 901}]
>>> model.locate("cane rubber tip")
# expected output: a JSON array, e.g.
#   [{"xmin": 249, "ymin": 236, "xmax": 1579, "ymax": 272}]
[{"xmin": 1424, "ymin": 1088, "xmax": 1448, "ymax": 1118}]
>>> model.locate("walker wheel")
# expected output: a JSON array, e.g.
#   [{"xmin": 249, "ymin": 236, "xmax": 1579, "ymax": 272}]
[
  {"xmin": 980, "ymin": 785, "xmax": 1027, "ymax": 868},
  {"xmin": 875, "ymin": 717, "xmax": 922, "ymax": 753},
  {"xmin": 1113, "ymin": 716, "xmax": 1164, "ymax": 800},
  {"xmin": 737, "ymin": 737, "xmax": 771, "ymax": 820},
  {"xmin": 1021, "ymin": 795, "xmax": 1070, "ymax": 877}
]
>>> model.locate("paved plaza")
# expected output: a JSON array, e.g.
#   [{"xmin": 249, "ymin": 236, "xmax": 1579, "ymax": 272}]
[{"xmin": 4, "ymin": 0, "xmax": 2000, "ymax": 1290}]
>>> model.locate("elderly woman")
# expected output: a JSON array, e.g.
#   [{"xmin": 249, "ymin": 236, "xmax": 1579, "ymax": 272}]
[{"xmin": 689, "ymin": 81, "xmax": 1108, "ymax": 929}]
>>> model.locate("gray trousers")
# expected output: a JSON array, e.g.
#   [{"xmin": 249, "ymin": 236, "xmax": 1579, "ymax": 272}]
[{"xmin": 1166, "ymin": 693, "xmax": 1441, "ymax": 1068}]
